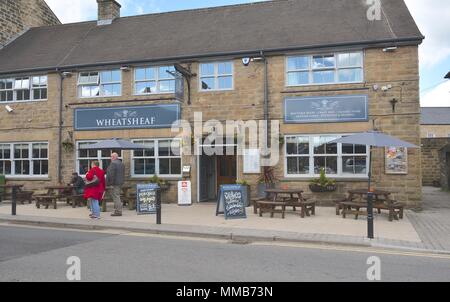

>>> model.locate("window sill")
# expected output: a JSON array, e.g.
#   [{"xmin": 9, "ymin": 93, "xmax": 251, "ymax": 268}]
[
  {"xmin": 281, "ymin": 176, "xmax": 368, "ymax": 182},
  {"xmin": 0, "ymin": 99, "xmax": 48, "ymax": 104},
  {"xmin": 284, "ymin": 81, "xmax": 365, "ymax": 89},
  {"xmin": 130, "ymin": 176, "xmax": 182, "ymax": 181},
  {"xmin": 5, "ymin": 176, "xmax": 51, "ymax": 181}
]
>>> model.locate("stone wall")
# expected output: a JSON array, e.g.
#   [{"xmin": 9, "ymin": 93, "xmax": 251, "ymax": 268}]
[
  {"xmin": 0, "ymin": 0, "xmax": 60, "ymax": 46},
  {"xmin": 421, "ymin": 125, "xmax": 450, "ymax": 138},
  {"xmin": 421, "ymin": 138, "xmax": 450, "ymax": 186}
]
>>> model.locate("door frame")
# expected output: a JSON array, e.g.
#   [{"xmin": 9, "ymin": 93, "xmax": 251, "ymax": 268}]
[{"xmin": 196, "ymin": 142, "xmax": 238, "ymax": 203}]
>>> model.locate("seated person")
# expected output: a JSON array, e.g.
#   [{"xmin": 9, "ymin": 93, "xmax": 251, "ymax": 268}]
[{"xmin": 70, "ymin": 172, "xmax": 85, "ymax": 194}]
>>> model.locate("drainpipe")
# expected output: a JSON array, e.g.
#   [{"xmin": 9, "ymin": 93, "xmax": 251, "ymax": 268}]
[
  {"xmin": 57, "ymin": 70, "xmax": 64, "ymax": 184},
  {"xmin": 260, "ymin": 51, "xmax": 269, "ymax": 144}
]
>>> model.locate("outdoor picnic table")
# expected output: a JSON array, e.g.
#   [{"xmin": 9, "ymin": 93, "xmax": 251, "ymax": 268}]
[
  {"xmin": 44, "ymin": 185, "xmax": 75, "ymax": 196},
  {"xmin": 347, "ymin": 189, "xmax": 392, "ymax": 204},
  {"xmin": 264, "ymin": 188, "xmax": 306, "ymax": 203},
  {"xmin": 255, "ymin": 188, "xmax": 314, "ymax": 219}
]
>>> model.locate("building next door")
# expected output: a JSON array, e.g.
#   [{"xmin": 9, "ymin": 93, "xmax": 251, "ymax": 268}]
[{"xmin": 217, "ymin": 155, "xmax": 237, "ymax": 186}]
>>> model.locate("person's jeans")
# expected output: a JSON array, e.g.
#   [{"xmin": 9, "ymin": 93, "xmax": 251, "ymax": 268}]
[
  {"xmin": 89, "ymin": 198, "xmax": 100, "ymax": 218},
  {"xmin": 111, "ymin": 186, "xmax": 122, "ymax": 214}
]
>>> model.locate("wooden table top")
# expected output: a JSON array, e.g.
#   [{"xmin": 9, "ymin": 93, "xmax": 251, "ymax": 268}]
[
  {"xmin": 348, "ymin": 189, "xmax": 391, "ymax": 195},
  {"xmin": 265, "ymin": 188, "xmax": 304, "ymax": 194},
  {"xmin": 45, "ymin": 185, "xmax": 73, "ymax": 190},
  {"xmin": 0, "ymin": 184, "xmax": 24, "ymax": 188}
]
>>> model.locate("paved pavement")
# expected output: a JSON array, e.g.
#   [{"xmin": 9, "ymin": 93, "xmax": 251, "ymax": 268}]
[
  {"xmin": 1, "ymin": 225, "xmax": 450, "ymax": 282},
  {"xmin": 407, "ymin": 187, "xmax": 450, "ymax": 251}
]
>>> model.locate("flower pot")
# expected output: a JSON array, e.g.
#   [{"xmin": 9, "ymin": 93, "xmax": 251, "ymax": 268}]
[{"xmin": 309, "ymin": 183, "xmax": 337, "ymax": 193}]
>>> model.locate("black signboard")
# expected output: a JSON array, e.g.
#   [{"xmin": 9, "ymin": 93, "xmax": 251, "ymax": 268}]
[
  {"xmin": 284, "ymin": 94, "xmax": 368, "ymax": 123},
  {"xmin": 216, "ymin": 185, "xmax": 247, "ymax": 220},
  {"xmin": 136, "ymin": 184, "xmax": 160, "ymax": 215}
]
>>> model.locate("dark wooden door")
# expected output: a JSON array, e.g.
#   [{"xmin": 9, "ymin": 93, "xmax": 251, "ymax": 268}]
[{"xmin": 217, "ymin": 155, "xmax": 237, "ymax": 187}]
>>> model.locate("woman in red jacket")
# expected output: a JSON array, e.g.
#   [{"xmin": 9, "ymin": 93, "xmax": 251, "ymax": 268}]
[{"xmin": 83, "ymin": 161, "xmax": 106, "ymax": 219}]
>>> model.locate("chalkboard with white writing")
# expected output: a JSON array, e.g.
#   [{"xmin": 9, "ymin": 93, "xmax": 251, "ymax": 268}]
[
  {"xmin": 136, "ymin": 184, "xmax": 160, "ymax": 215},
  {"xmin": 216, "ymin": 185, "xmax": 247, "ymax": 220}
]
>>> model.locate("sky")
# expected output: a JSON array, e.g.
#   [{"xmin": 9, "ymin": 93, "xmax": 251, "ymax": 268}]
[{"xmin": 44, "ymin": 0, "xmax": 450, "ymax": 107}]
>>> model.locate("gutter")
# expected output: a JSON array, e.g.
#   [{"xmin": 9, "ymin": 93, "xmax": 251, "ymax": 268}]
[{"xmin": 0, "ymin": 37, "xmax": 424, "ymax": 76}]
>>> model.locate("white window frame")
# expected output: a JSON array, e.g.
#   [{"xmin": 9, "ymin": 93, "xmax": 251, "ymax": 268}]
[
  {"xmin": 77, "ymin": 69, "xmax": 122, "ymax": 98},
  {"xmin": 130, "ymin": 138, "xmax": 182, "ymax": 178},
  {"xmin": 284, "ymin": 134, "xmax": 369, "ymax": 179},
  {"xmin": 427, "ymin": 132, "xmax": 436, "ymax": 138},
  {"xmin": 199, "ymin": 61, "xmax": 234, "ymax": 92},
  {"xmin": 75, "ymin": 141, "xmax": 123, "ymax": 175},
  {"xmin": 133, "ymin": 65, "xmax": 176, "ymax": 95},
  {"xmin": 0, "ymin": 142, "xmax": 49, "ymax": 178},
  {"xmin": 0, "ymin": 75, "xmax": 48, "ymax": 103},
  {"xmin": 286, "ymin": 51, "xmax": 364, "ymax": 87}
]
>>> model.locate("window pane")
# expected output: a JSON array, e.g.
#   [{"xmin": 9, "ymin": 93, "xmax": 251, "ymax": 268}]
[
  {"xmin": 342, "ymin": 143, "xmax": 354, "ymax": 154},
  {"xmin": 287, "ymin": 157, "xmax": 298, "ymax": 174},
  {"xmin": 314, "ymin": 157, "xmax": 337, "ymax": 174},
  {"xmin": 135, "ymin": 68, "xmax": 146, "ymax": 81},
  {"xmin": 288, "ymin": 71, "xmax": 309, "ymax": 85},
  {"xmin": 170, "ymin": 158, "xmax": 181, "ymax": 174},
  {"xmin": 287, "ymin": 137, "xmax": 309, "ymax": 155},
  {"xmin": 170, "ymin": 140, "xmax": 181, "ymax": 156},
  {"xmin": 15, "ymin": 160, "xmax": 30, "ymax": 175},
  {"xmin": 100, "ymin": 71, "xmax": 112, "ymax": 83},
  {"xmin": 111, "ymin": 70, "xmax": 121, "ymax": 82},
  {"xmin": 136, "ymin": 81, "xmax": 156, "ymax": 94},
  {"xmin": 200, "ymin": 77, "xmax": 215, "ymax": 90},
  {"xmin": 312, "ymin": 55, "xmax": 335, "ymax": 69},
  {"xmin": 159, "ymin": 158, "xmax": 170, "ymax": 174},
  {"xmin": 218, "ymin": 62, "xmax": 232, "ymax": 75},
  {"xmin": 79, "ymin": 160, "xmax": 90, "ymax": 175},
  {"xmin": 343, "ymin": 156, "xmax": 367, "ymax": 174},
  {"xmin": 159, "ymin": 66, "xmax": 175, "ymax": 79},
  {"xmin": 158, "ymin": 141, "xmax": 170, "ymax": 156},
  {"xmin": 313, "ymin": 70, "xmax": 335, "ymax": 84},
  {"xmin": 218, "ymin": 76, "xmax": 232, "ymax": 89},
  {"xmin": 103, "ymin": 84, "xmax": 121, "ymax": 96},
  {"xmin": 338, "ymin": 52, "xmax": 362, "ymax": 67},
  {"xmin": 355, "ymin": 144, "xmax": 367, "ymax": 154},
  {"xmin": 288, "ymin": 56, "xmax": 309, "ymax": 70},
  {"xmin": 200, "ymin": 64, "xmax": 215, "ymax": 76},
  {"xmin": 159, "ymin": 79, "xmax": 175, "ymax": 92},
  {"xmin": 338, "ymin": 68, "xmax": 362, "ymax": 82}
]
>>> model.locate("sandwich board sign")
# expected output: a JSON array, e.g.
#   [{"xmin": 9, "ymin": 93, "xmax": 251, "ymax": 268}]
[
  {"xmin": 136, "ymin": 184, "xmax": 160, "ymax": 215},
  {"xmin": 216, "ymin": 185, "xmax": 247, "ymax": 220}
]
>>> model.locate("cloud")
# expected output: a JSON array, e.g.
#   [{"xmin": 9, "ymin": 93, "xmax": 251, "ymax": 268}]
[
  {"xmin": 421, "ymin": 80, "xmax": 450, "ymax": 107},
  {"xmin": 45, "ymin": 0, "xmax": 97, "ymax": 23},
  {"xmin": 404, "ymin": 0, "xmax": 450, "ymax": 69}
]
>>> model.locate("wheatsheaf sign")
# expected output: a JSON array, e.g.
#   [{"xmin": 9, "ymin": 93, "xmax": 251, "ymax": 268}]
[
  {"xmin": 284, "ymin": 95, "xmax": 369, "ymax": 124},
  {"xmin": 74, "ymin": 104, "xmax": 181, "ymax": 131}
]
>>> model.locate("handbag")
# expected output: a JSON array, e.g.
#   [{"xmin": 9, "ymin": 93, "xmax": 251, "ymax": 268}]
[{"xmin": 84, "ymin": 174, "xmax": 100, "ymax": 188}]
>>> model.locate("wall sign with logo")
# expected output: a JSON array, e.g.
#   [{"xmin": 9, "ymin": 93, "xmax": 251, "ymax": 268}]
[
  {"xmin": 284, "ymin": 95, "xmax": 368, "ymax": 124},
  {"xmin": 74, "ymin": 104, "xmax": 181, "ymax": 131},
  {"xmin": 136, "ymin": 184, "xmax": 160, "ymax": 215},
  {"xmin": 216, "ymin": 185, "xmax": 247, "ymax": 220}
]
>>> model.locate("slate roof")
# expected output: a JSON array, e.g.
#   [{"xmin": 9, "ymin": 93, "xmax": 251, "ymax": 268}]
[
  {"xmin": 421, "ymin": 108, "xmax": 450, "ymax": 125},
  {"xmin": 0, "ymin": 0, "xmax": 423, "ymax": 74}
]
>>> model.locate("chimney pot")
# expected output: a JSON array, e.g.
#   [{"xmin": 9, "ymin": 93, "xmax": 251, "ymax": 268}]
[{"xmin": 97, "ymin": 0, "xmax": 121, "ymax": 24}]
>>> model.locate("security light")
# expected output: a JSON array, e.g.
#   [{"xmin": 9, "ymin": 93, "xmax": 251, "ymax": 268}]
[
  {"xmin": 383, "ymin": 47, "xmax": 398, "ymax": 52},
  {"xmin": 5, "ymin": 105, "xmax": 14, "ymax": 113},
  {"xmin": 61, "ymin": 72, "xmax": 72, "ymax": 78},
  {"xmin": 120, "ymin": 66, "xmax": 131, "ymax": 71},
  {"xmin": 445, "ymin": 72, "xmax": 450, "ymax": 79}
]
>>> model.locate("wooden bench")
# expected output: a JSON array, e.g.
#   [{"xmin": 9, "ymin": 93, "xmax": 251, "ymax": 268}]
[
  {"xmin": 257, "ymin": 201, "xmax": 287, "ymax": 219},
  {"xmin": 35, "ymin": 195, "xmax": 57, "ymax": 209},
  {"xmin": 373, "ymin": 201, "xmax": 404, "ymax": 221},
  {"xmin": 299, "ymin": 200, "xmax": 316, "ymax": 218},
  {"xmin": 67, "ymin": 194, "xmax": 86, "ymax": 208},
  {"xmin": 341, "ymin": 202, "xmax": 367, "ymax": 220}
]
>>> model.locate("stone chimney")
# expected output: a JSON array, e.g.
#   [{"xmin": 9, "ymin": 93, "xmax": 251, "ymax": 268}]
[{"xmin": 97, "ymin": 0, "xmax": 121, "ymax": 24}]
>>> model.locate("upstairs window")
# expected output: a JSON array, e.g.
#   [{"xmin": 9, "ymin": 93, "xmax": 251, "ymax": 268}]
[
  {"xmin": 287, "ymin": 52, "xmax": 363, "ymax": 86},
  {"xmin": 199, "ymin": 61, "xmax": 233, "ymax": 91},
  {"xmin": 134, "ymin": 66, "xmax": 176, "ymax": 95},
  {"xmin": 78, "ymin": 70, "xmax": 121, "ymax": 98},
  {"xmin": 0, "ymin": 75, "xmax": 47, "ymax": 103}
]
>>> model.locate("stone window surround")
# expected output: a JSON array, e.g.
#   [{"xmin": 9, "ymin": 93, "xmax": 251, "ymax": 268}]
[
  {"xmin": 284, "ymin": 134, "xmax": 370, "ymax": 179},
  {"xmin": 0, "ymin": 141, "xmax": 49, "ymax": 178},
  {"xmin": 133, "ymin": 65, "xmax": 177, "ymax": 96},
  {"xmin": 77, "ymin": 69, "xmax": 122, "ymax": 99},
  {"xmin": 198, "ymin": 61, "xmax": 234, "ymax": 92}
]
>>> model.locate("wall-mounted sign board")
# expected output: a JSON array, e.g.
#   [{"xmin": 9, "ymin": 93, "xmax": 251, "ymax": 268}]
[
  {"xmin": 74, "ymin": 104, "xmax": 181, "ymax": 131},
  {"xmin": 284, "ymin": 95, "xmax": 368, "ymax": 124},
  {"xmin": 216, "ymin": 185, "xmax": 247, "ymax": 220}
]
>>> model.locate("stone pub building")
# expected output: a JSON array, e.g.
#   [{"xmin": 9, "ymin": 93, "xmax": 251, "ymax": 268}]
[{"xmin": 0, "ymin": 0, "xmax": 423, "ymax": 205}]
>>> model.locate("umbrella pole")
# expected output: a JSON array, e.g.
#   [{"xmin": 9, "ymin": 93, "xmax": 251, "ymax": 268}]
[{"xmin": 367, "ymin": 146, "xmax": 374, "ymax": 239}]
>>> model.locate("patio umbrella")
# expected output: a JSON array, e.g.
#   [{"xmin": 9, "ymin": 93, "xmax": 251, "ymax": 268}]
[
  {"xmin": 329, "ymin": 131, "xmax": 419, "ymax": 239},
  {"xmin": 79, "ymin": 138, "xmax": 147, "ymax": 150}
]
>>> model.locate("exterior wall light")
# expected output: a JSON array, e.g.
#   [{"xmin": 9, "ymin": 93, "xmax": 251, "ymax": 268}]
[
  {"xmin": 5, "ymin": 105, "xmax": 14, "ymax": 113},
  {"xmin": 120, "ymin": 66, "xmax": 131, "ymax": 71},
  {"xmin": 383, "ymin": 46, "xmax": 398, "ymax": 52}
]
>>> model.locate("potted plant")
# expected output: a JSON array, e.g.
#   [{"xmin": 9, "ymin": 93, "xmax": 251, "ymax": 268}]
[
  {"xmin": 62, "ymin": 139, "xmax": 74, "ymax": 152},
  {"xmin": 236, "ymin": 179, "xmax": 251, "ymax": 207},
  {"xmin": 309, "ymin": 168, "xmax": 337, "ymax": 192},
  {"xmin": 257, "ymin": 166, "xmax": 277, "ymax": 198},
  {"xmin": 149, "ymin": 175, "xmax": 170, "ymax": 191}
]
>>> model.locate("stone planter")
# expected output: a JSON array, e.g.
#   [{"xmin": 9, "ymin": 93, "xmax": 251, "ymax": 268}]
[{"xmin": 309, "ymin": 183, "xmax": 337, "ymax": 193}]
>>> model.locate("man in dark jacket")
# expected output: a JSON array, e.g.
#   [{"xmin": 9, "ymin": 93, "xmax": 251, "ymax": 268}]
[
  {"xmin": 106, "ymin": 152, "xmax": 125, "ymax": 216},
  {"xmin": 70, "ymin": 172, "xmax": 85, "ymax": 194}
]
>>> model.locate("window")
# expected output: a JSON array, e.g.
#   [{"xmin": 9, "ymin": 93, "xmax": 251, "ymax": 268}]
[
  {"xmin": 427, "ymin": 133, "xmax": 436, "ymax": 138},
  {"xmin": 0, "ymin": 75, "xmax": 47, "ymax": 102},
  {"xmin": 132, "ymin": 139, "xmax": 181, "ymax": 177},
  {"xmin": 78, "ymin": 70, "xmax": 121, "ymax": 98},
  {"xmin": 287, "ymin": 52, "xmax": 363, "ymax": 86},
  {"xmin": 134, "ymin": 66, "xmax": 176, "ymax": 94},
  {"xmin": 0, "ymin": 142, "xmax": 48, "ymax": 177},
  {"xmin": 76, "ymin": 141, "xmax": 122, "ymax": 175},
  {"xmin": 199, "ymin": 61, "xmax": 233, "ymax": 91},
  {"xmin": 285, "ymin": 135, "xmax": 368, "ymax": 177}
]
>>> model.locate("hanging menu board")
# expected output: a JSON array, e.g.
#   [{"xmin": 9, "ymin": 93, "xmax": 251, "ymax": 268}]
[
  {"xmin": 216, "ymin": 185, "xmax": 247, "ymax": 220},
  {"xmin": 136, "ymin": 184, "xmax": 160, "ymax": 215}
]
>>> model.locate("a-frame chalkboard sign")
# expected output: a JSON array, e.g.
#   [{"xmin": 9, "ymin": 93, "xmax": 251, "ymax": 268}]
[
  {"xmin": 136, "ymin": 183, "xmax": 160, "ymax": 215},
  {"xmin": 216, "ymin": 184, "xmax": 247, "ymax": 220}
]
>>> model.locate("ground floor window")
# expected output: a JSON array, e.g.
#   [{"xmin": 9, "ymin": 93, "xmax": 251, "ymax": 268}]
[
  {"xmin": 285, "ymin": 135, "xmax": 368, "ymax": 177},
  {"xmin": 0, "ymin": 142, "xmax": 48, "ymax": 177},
  {"xmin": 76, "ymin": 141, "xmax": 122, "ymax": 175},
  {"xmin": 132, "ymin": 139, "xmax": 181, "ymax": 177}
]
